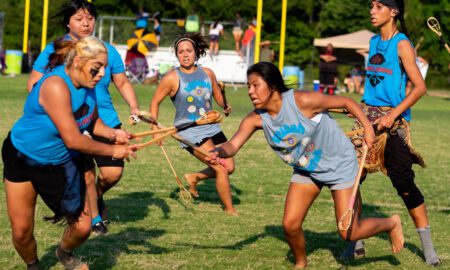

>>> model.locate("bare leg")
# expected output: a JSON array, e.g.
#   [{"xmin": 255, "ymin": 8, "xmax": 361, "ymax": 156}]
[
  {"xmin": 85, "ymin": 169, "xmax": 99, "ymax": 218},
  {"xmin": 184, "ymin": 139, "xmax": 236, "ymax": 215},
  {"xmin": 332, "ymin": 186, "xmax": 404, "ymax": 253},
  {"xmin": 408, "ymin": 203, "xmax": 429, "ymax": 228},
  {"xmin": 56, "ymin": 193, "xmax": 91, "ymax": 270},
  {"xmin": 5, "ymin": 179, "xmax": 38, "ymax": 265},
  {"xmin": 96, "ymin": 166, "xmax": 123, "ymax": 196},
  {"xmin": 283, "ymin": 182, "xmax": 321, "ymax": 269}
]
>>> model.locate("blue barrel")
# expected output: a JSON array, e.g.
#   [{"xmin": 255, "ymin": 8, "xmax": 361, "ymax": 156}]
[
  {"xmin": 283, "ymin": 66, "xmax": 303, "ymax": 89},
  {"xmin": 5, "ymin": 50, "xmax": 23, "ymax": 75}
]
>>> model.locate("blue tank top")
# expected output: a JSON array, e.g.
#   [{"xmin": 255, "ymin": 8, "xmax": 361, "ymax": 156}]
[
  {"xmin": 11, "ymin": 65, "xmax": 97, "ymax": 165},
  {"xmin": 363, "ymin": 33, "xmax": 411, "ymax": 121},
  {"xmin": 171, "ymin": 67, "xmax": 221, "ymax": 144},
  {"xmin": 33, "ymin": 37, "xmax": 124, "ymax": 127},
  {"xmin": 258, "ymin": 90, "xmax": 358, "ymax": 184}
]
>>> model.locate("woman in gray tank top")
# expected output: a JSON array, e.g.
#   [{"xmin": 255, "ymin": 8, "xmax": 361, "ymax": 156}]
[
  {"xmin": 206, "ymin": 62, "xmax": 404, "ymax": 268},
  {"xmin": 150, "ymin": 33, "xmax": 237, "ymax": 215}
]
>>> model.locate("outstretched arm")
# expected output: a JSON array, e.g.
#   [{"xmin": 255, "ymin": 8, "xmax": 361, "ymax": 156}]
[
  {"xmin": 209, "ymin": 112, "xmax": 261, "ymax": 160},
  {"xmin": 295, "ymin": 91, "xmax": 375, "ymax": 148}
]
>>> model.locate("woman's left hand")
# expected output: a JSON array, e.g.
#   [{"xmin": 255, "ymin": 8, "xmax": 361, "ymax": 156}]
[
  {"xmin": 113, "ymin": 129, "xmax": 133, "ymax": 144},
  {"xmin": 223, "ymin": 104, "xmax": 232, "ymax": 115},
  {"xmin": 373, "ymin": 113, "xmax": 395, "ymax": 132}
]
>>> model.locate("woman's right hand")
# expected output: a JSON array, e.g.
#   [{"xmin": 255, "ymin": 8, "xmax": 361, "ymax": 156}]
[{"xmin": 112, "ymin": 144, "xmax": 138, "ymax": 160}]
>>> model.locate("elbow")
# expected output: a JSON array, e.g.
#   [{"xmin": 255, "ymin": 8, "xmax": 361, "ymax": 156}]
[{"xmin": 63, "ymin": 135, "xmax": 84, "ymax": 151}]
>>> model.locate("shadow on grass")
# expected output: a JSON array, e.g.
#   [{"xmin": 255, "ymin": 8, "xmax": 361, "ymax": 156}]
[
  {"xmin": 39, "ymin": 227, "xmax": 168, "ymax": 269},
  {"xmin": 171, "ymin": 179, "xmax": 242, "ymax": 205},
  {"xmin": 106, "ymin": 191, "xmax": 171, "ymax": 221},
  {"xmin": 177, "ymin": 202, "xmax": 428, "ymax": 267}
]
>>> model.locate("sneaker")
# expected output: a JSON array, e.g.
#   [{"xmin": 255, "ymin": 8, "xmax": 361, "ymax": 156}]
[
  {"xmin": 340, "ymin": 240, "xmax": 366, "ymax": 260},
  {"xmin": 55, "ymin": 246, "xmax": 89, "ymax": 270},
  {"xmin": 92, "ymin": 221, "xmax": 108, "ymax": 235},
  {"xmin": 97, "ymin": 197, "xmax": 108, "ymax": 222}
]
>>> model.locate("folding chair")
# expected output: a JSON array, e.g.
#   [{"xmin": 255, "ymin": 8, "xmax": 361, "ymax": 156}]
[{"xmin": 125, "ymin": 50, "xmax": 149, "ymax": 84}]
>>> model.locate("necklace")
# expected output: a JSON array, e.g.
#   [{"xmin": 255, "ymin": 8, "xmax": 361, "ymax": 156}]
[
  {"xmin": 375, "ymin": 29, "xmax": 398, "ymax": 54},
  {"xmin": 370, "ymin": 29, "xmax": 398, "ymax": 65}
]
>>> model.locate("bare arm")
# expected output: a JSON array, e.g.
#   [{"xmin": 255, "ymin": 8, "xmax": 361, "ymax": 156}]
[
  {"xmin": 40, "ymin": 77, "xmax": 135, "ymax": 159},
  {"xmin": 112, "ymin": 72, "xmax": 140, "ymax": 115},
  {"xmin": 27, "ymin": 70, "xmax": 44, "ymax": 92},
  {"xmin": 210, "ymin": 112, "xmax": 261, "ymax": 159},
  {"xmin": 149, "ymin": 70, "xmax": 178, "ymax": 124},
  {"xmin": 204, "ymin": 67, "xmax": 231, "ymax": 114},
  {"xmin": 374, "ymin": 40, "xmax": 426, "ymax": 130},
  {"xmin": 295, "ymin": 91, "xmax": 375, "ymax": 148}
]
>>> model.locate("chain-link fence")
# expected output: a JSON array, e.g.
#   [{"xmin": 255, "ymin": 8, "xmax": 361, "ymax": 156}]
[
  {"xmin": 95, "ymin": 15, "xmax": 236, "ymax": 50},
  {"xmin": 0, "ymin": 12, "xmax": 5, "ymax": 50}
]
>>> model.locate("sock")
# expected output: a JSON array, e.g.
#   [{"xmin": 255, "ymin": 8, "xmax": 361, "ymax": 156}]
[
  {"xmin": 91, "ymin": 215, "xmax": 103, "ymax": 226},
  {"xmin": 417, "ymin": 225, "xmax": 440, "ymax": 265},
  {"xmin": 354, "ymin": 239, "xmax": 365, "ymax": 250}
]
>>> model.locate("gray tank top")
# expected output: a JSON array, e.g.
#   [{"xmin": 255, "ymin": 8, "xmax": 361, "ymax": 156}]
[
  {"xmin": 258, "ymin": 89, "xmax": 358, "ymax": 184},
  {"xmin": 172, "ymin": 67, "xmax": 221, "ymax": 145}
]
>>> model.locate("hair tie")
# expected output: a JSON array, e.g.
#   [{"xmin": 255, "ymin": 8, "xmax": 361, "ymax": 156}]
[{"xmin": 175, "ymin": 37, "xmax": 195, "ymax": 49}]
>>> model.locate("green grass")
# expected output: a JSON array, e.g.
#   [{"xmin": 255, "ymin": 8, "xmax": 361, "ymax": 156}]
[{"xmin": 0, "ymin": 75, "xmax": 449, "ymax": 269}]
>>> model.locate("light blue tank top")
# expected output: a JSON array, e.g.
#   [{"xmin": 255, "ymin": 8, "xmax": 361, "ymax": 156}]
[
  {"xmin": 258, "ymin": 90, "xmax": 358, "ymax": 184},
  {"xmin": 11, "ymin": 65, "xmax": 97, "ymax": 165},
  {"xmin": 33, "ymin": 37, "xmax": 124, "ymax": 127},
  {"xmin": 363, "ymin": 33, "xmax": 411, "ymax": 121},
  {"xmin": 171, "ymin": 67, "xmax": 221, "ymax": 144}
]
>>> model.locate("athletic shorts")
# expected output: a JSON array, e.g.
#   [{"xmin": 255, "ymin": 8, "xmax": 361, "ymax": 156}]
[
  {"xmin": 209, "ymin": 35, "xmax": 220, "ymax": 42},
  {"xmin": 232, "ymin": 27, "xmax": 243, "ymax": 35},
  {"xmin": 291, "ymin": 171, "xmax": 355, "ymax": 191},
  {"xmin": 2, "ymin": 133, "xmax": 86, "ymax": 220},
  {"xmin": 186, "ymin": 131, "xmax": 227, "ymax": 154},
  {"xmin": 85, "ymin": 124, "xmax": 125, "ymax": 168}
]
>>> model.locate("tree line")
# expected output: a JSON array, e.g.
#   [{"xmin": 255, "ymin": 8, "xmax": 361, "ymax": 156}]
[{"xmin": 0, "ymin": 0, "xmax": 448, "ymax": 88}]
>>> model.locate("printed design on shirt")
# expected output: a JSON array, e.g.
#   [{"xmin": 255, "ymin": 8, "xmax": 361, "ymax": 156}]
[
  {"xmin": 306, "ymin": 143, "xmax": 315, "ymax": 152},
  {"xmin": 367, "ymin": 74, "xmax": 385, "ymax": 87},
  {"xmin": 297, "ymin": 149, "xmax": 322, "ymax": 171},
  {"xmin": 271, "ymin": 123, "xmax": 305, "ymax": 144},
  {"xmin": 73, "ymin": 102, "xmax": 97, "ymax": 130},
  {"xmin": 369, "ymin": 53, "xmax": 386, "ymax": 65},
  {"xmin": 283, "ymin": 154, "xmax": 294, "ymax": 164},
  {"xmin": 184, "ymin": 79, "xmax": 212, "ymax": 121}
]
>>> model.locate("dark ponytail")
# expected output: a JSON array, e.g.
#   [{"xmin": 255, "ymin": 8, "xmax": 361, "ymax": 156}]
[
  {"xmin": 47, "ymin": 37, "xmax": 76, "ymax": 70},
  {"xmin": 395, "ymin": 0, "xmax": 409, "ymax": 38}
]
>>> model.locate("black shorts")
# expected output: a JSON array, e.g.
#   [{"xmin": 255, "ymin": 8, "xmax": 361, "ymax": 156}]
[
  {"xmin": 186, "ymin": 131, "xmax": 228, "ymax": 154},
  {"xmin": 85, "ymin": 124, "xmax": 125, "ymax": 168},
  {"xmin": 2, "ymin": 134, "xmax": 86, "ymax": 221},
  {"xmin": 209, "ymin": 35, "xmax": 220, "ymax": 42}
]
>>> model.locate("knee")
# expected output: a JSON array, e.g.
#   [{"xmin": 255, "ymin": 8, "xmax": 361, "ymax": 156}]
[
  {"xmin": 71, "ymin": 218, "xmax": 92, "ymax": 238},
  {"xmin": 11, "ymin": 225, "xmax": 33, "ymax": 246},
  {"xmin": 99, "ymin": 168, "xmax": 123, "ymax": 184},
  {"xmin": 226, "ymin": 163, "xmax": 235, "ymax": 175},
  {"xmin": 392, "ymin": 181, "xmax": 424, "ymax": 209},
  {"xmin": 283, "ymin": 218, "xmax": 301, "ymax": 237}
]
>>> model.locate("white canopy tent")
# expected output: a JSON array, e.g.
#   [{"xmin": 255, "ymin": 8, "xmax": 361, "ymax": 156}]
[{"xmin": 313, "ymin": 29, "xmax": 376, "ymax": 65}]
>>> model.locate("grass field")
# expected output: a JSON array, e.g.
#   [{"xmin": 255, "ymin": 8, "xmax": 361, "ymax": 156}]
[{"xmin": 0, "ymin": 75, "xmax": 449, "ymax": 270}]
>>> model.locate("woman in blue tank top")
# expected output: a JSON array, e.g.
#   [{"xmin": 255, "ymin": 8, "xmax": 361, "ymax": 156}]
[
  {"xmin": 27, "ymin": 0, "xmax": 141, "ymax": 235},
  {"xmin": 343, "ymin": 1, "xmax": 440, "ymax": 266},
  {"xmin": 150, "ymin": 33, "xmax": 237, "ymax": 215},
  {"xmin": 2, "ymin": 37, "xmax": 137, "ymax": 270},
  {"xmin": 206, "ymin": 62, "xmax": 404, "ymax": 268}
]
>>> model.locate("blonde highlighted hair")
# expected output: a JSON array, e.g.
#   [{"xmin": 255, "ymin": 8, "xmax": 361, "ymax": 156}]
[{"xmin": 47, "ymin": 36, "xmax": 107, "ymax": 70}]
